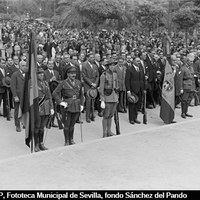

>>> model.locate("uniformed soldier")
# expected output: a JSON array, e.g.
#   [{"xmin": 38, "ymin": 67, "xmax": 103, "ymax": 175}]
[
  {"xmin": 34, "ymin": 68, "xmax": 54, "ymax": 152},
  {"xmin": 99, "ymin": 59, "xmax": 119, "ymax": 138},
  {"xmin": 180, "ymin": 56, "xmax": 196, "ymax": 118},
  {"xmin": 53, "ymin": 66, "xmax": 84, "ymax": 146}
]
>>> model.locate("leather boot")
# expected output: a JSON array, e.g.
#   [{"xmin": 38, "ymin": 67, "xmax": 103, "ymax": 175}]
[
  {"xmin": 181, "ymin": 102, "xmax": 186, "ymax": 118},
  {"xmin": 34, "ymin": 132, "xmax": 40, "ymax": 152},
  {"xmin": 64, "ymin": 128, "xmax": 70, "ymax": 146},
  {"xmin": 69, "ymin": 127, "xmax": 75, "ymax": 145},
  {"xmin": 39, "ymin": 130, "xmax": 48, "ymax": 151},
  {"xmin": 102, "ymin": 118, "xmax": 108, "ymax": 138},
  {"xmin": 107, "ymin": 118, "xmax": 115, "ymax": 136}
]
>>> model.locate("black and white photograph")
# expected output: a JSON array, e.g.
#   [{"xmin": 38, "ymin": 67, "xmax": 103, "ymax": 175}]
[{"xmin": 0, "ymin": 0, "xmax": 199, "ymax": 194}]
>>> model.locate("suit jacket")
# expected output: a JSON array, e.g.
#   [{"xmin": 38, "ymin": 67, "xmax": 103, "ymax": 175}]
[
  {"xmin": 10, "ymin": 70, "xmax": 25, "ymax": 101},
  {"xmin": 193, "ymin": 59, "xmax": 200, "ymax": 78},
  {"xmin": 125, "ymin": 64, "xmax": 142, "ymax": 94},
  {"xmin": 145, "ymin": 54, "xmax": 157, "ymax": 83},
  {"xmin": 82, "ymin": 61, "xmax": 99, "ymax": 92},
  {"xmin": 53, "ymin": 61, "xmax": 62, "ymax": 75},
  {"xmin": 43, "ymin": 69, "xmax": 60, "ymax": 83},
  {"xmin": 113, "ymin": 64, "xmax": 126, "ymax": 91},
  {"xmin": 138, "ymin": 61, "xmax": 147, "ymax": 91},
  {"xmin": 6, "ymin": 64, "xmax": 19, "ymax": 77},
  {"xmin": 0, "ymin": 68, "xmax": 8, "ymax": 93}
]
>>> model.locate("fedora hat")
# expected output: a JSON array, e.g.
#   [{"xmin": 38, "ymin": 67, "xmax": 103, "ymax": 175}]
[
  {"xmin": 2, "ymin": 76, "xmax": 11, "ymax": 88},
  {"xmin": 127, "ymin": 92, "xmax": 138, "ymax": 104},
  {"xmin": 87, "ymin": 88, "xmax": 98, "ymax": 99},
  {"xmin": 49, "ymin": 80, "xmax": 59, "ymax": 93}
]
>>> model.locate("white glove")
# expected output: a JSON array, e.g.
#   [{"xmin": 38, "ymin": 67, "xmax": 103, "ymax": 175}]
[
  {"xmin": 101, "ymin": 101, "xmax": 105, "ymax": 109},
  {"xmin": 180, "ymin": 89, "xmax": 184, "ymax": 94},
  {"xmin": 80, "ymin": 105, "xmax": 84, "ymax": 112},
  {"xmin": 60, "ymin": 102, "xmax": 68, "ymax": 108},
  {"xmin": 50, "ymin": 109, "xmax": 54, "ymax": 115}
]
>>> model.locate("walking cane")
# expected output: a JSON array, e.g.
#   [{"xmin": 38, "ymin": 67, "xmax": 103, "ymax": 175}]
[
  {"xmin": 43, "ymin": 115, "xmax": 52, "ymax": 145},
  {"xmin": 79, "ymin": 112, "xmax": 83, "ymax": 143}
]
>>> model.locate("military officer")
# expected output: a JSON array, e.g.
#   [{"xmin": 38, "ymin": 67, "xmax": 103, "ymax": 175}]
[
  {"xmin": 180, "ymin": 56, "xmax": 196, "ymax": 118},
  {"xmin": 99, "ymin": 59, "xmax": 119, "ymax": 138},
  {"xmin": 34, "ymin": 68, "xmax": 54, "ymax": 152},
  {"xmin": 53, "ymin": 66, "xmax": 84, "ymax": 146}
]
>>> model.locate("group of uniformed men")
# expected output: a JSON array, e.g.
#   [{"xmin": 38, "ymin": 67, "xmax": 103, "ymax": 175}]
[{"xmin": 0, "ymin": 47, "xmax": 198, "ymax": 152}]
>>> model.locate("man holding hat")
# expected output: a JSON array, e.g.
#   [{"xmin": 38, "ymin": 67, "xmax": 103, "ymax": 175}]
[
  {"xmin": 34, "ymin": 68, "xmax": 54, "ymax": 152},
  {"xmin": 53, "ymin": 66, "xmax": 84, "ymax": 146},
  {"xmin": 82, "ymin": 53, "xmax": 99, "ymax": 123},
  {"xmin": 125, "ymin": 57, "xmax": 143, "ymax": 125},
  {"xmin": 99, "ymin": 59, "xmax": 119, "ymax": 137}
]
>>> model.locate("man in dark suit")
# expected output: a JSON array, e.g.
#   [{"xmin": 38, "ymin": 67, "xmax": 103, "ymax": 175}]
[
  {"xmin": 82, "ymin": 53, "xmax": 99, "ymax": 122},
  {"xmin": 125, "ymin": 57, "xmax": 142, "ymax": 124},
  {"xmin": 53, "ymin": 53, "xmax": 62, "ymax": 75},
  {"xmin": 145, "ymin": 50, "xmax": 157, "ymax": 108},
  {"xmin": 0, "ymin": 58, "xmax": 9, "ymax": 118},
  {"xmin": 44, "ymin": 60, "xmax": 60, "ymax": 127},
  {"xmin": 11, "ymin": 60, "xmax": 28, "ymax": 132},
  {"xmin": 114, "ymin": 56, "xmax": 126, "ymax": 113}
]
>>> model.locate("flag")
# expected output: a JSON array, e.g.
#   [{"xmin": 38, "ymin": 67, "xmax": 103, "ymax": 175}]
[
  {"xmin": 160, "ymin": 60, "xmax": 175, "ymax": 124},
  {"xmin": 19, "ymin": 32, "xmax": 39, "ymax": 149},
  {"xmin": 163, "ymin": 32, "xmax": 172, "ymax": 56}
]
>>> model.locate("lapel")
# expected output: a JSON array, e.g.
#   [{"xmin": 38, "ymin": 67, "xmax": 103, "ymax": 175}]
[{"xmin": 18, "ymin": 71, "xmax": 25, "ymax": 80}]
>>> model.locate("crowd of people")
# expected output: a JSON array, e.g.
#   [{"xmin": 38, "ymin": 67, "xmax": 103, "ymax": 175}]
[{"xmin": 0, "ymin": 19, "xmax": 200, "ymax": 152}]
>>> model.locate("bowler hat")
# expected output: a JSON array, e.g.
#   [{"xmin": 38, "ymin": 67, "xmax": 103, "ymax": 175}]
[
  {"xmin": 2, "ymin": 76, "xmax": 11, "ymax": 88},
  {"xmin": 127, "ymin": 92, "xmax": 138, "ymax": 104},
  {"xmin": 87, "ymin": 88, "xmax": 98, "ymax": 99}
]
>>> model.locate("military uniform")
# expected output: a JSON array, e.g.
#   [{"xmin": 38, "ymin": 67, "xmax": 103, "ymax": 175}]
[
  {"xmin": 53, "ymin": 74, "xmax": 84, "ymax": 145},
  {"xmin": 99, "ymin": 60, "xmax": 119, "ymax": 137},
  {"xmin": 34, "ymin": 70, "xmax": 54, "ymax": 152},
  {"xmin": 180, "ymin": 62, "xmax": 195, "ymax": 118}
]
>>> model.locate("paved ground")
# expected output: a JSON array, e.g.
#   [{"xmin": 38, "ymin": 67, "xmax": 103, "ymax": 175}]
[{"xmin": 0, "ymin": 103, "xmax": 200, "ymax": 190}]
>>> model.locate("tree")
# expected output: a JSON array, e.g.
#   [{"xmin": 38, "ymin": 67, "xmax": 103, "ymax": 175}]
[
  {"xmin": 134, "ymin": 3, "xmax": 165, "ymax": 34},
  {"xmin": 173, "ymin": 6, "xmax": 199, "ymax": 48}
]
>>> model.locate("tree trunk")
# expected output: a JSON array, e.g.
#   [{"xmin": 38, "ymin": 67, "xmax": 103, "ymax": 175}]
[{"xmin": 185, "ymin": 28, "xmax": 188, "ymax": 50}]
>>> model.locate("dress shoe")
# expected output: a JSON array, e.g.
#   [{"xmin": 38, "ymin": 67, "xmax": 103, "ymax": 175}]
[
  {"xmin": 0, "ymin": 113, "xmax": 3, "ymax": 116},
  {"xmin": 70, "ymin": 140, "xmax": 76, "ymax": 145},
  {"xmin": 146, "ymin": 105, "xmax": 153, "ymax": 109},
  {"xmin": 91, "ymin": 117, "xmax": 95, "ymax": 121},
  {"xmin": 98, "ymin": 112, "xmax": 103, "ymax": 117},
  {"xmin": 185, "ymin": 113, "xmax": 193, "ymax": 117},
  {"xmin": 64, "ymin": 141, "xmax": 70, "ymax": 146},
  {"xmin": 39, "ymin": 143, "xmax": 48, "ymax": 151},
  {"xmin": 52, "ymin": 123, "xmax": 58, "ymax": 128},
  {"xmin": 108, "ymin": 132, "xmax": 115, "ymax": 137},
  {"xmin": 118, "ymin": 108, "xmax": 124, "ymax": 113},
  {"xmin": 86, "ymin": 118, "xmax": 91, "ymax": 123},
  {"xmin": 171, "ymin": 121, "xmax": 177, "ymax": 123},
  {"xmin": 76, "ymin": 119, "xmax": 83, "ymax": 124},
  {"xmin": 134, "ymin": 119, "xmax": 141, "ymax": 124},
  {"xmin": 129, "ymin": 121, "xmax": 135, "ymax": 125},
  {"xmin": 181, "ymin": 113, "xmax": 186, "ymax": 119},
  {"xmin": 16, "ymin": 126, "xmax": 21, "ymax": 132},
  {"xmin": 34, "ymin": 145, "xmax": 40, "ymax": 152}
]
